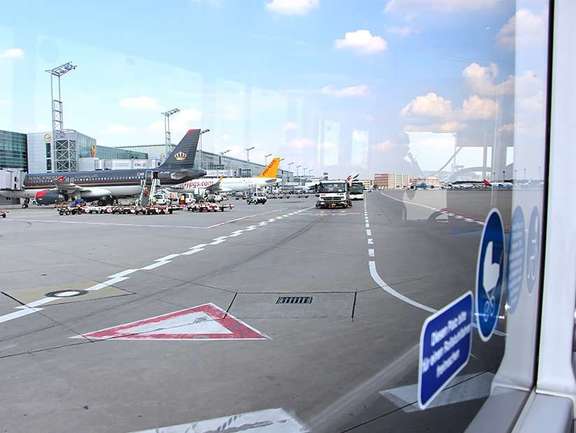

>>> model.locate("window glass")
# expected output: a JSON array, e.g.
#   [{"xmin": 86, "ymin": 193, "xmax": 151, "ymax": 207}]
[{"xmin": 0, "ymin": 1, "xmax": 551, "ymax": 432}]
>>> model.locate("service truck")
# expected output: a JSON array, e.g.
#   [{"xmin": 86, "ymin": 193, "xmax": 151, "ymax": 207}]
[
  {"xmin": 316, "ymin": 180, "xmax": 351, "ymax": 209},
  {"xmin": 349, "ymin": 181, "xmax": 365, "ymax": 200}
]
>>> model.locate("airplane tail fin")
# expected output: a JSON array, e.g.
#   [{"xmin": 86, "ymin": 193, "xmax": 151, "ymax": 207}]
[
  {"xmin": 158, "ymin": 129, "xmax": 201, "ymax": 169},
  {"xmin": 257, "ymin": 157, "xmax": 280, "ymax": 178}
]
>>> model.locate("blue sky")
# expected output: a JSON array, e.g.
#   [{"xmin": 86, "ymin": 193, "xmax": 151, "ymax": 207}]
[{"xmin": 0, "ymin": 0, "xmax": 543, "ymax": 178}]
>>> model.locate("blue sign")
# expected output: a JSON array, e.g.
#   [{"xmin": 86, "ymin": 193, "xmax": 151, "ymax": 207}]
[
  {"xmin": 506, "ymin": 207, "xmax": 525, "ymax": 313},
  {"xmin": 418, "ymin": 292, "xmax": 473, "ymax": 409},
  {"xmin": 476, "ymin": 209, "xmax": 505, "ymax": 341},
  {"xmin": 526, "ymin": 207, "xmax": 540, "ymax": 293}
]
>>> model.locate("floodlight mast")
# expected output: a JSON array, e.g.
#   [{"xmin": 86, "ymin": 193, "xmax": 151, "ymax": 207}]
[
  {"xmin": 161, "ymin": 108, "xmax": 180, "ymax": 159},
  {"xmin": 45, "ymin": 62, "xmax": 76, "ymax": 141}
]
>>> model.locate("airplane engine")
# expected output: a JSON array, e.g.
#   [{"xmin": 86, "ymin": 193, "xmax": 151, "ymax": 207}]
[{"xmin": 35, "ymin": 190, "xmax": 65, "ymax": 205}]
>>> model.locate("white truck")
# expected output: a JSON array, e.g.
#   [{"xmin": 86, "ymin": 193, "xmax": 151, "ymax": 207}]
[{"xmin": 316, "ymin": 180, "xmax": 351, "ymax": 209}]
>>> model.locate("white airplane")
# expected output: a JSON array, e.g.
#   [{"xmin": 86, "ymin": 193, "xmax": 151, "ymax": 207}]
[{"xmin": 174, "ymin": 157, "xmax": 281, "ymax": 194}]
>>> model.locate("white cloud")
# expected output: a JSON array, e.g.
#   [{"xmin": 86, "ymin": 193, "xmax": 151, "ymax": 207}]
[
  {"xmin": 0, "ymin": 48, "xmax": 24, "ymax": 59},
  {"xmin": 104, "ymin": 124, "xmax": 135, "ymax": 134},
  {"xmin": 462, "ymin": 63, "xmax": 514, "ymax": 96},
  {"xmin": 387, "ymin": 26, "xmax": 417, "ymax": 37},
  {"xmin": 404, "ymin": 121, "xmax": 464, "ymax": 133},
  {"xmin": 498, "ymin": 123, "xmax": 514, "ymax": 134},
  {"xmin": 461, "ymin": 95, "xmax": 499, "ymax": 119},
  {"xmin": 401, "ymin": 92, "xmax": 453, "ymax": 118},
  {"xmin": 283, "ymin": 121, "xmax": 299, "ymax": 132},
  {"xmin": 266, "ymin": 0, "xmax": 318, "ymax": 15},
  {"xmin": 119, "ymin": 96, "xmax": 160, "ymax": 110},
  {"xmin": 321, "ymin": 84, "xmax": 369, "ymax": 97},
  {"xmin": 497, "ymin": 9, "xmax": 546, "ymax": 49},
  {"xmin": 335, "ymin": 30, "xmax": 387, "ymax": 55},
  {"xmin": 288, "ymin": 137, "xmax": 315, "ymax": 149},
  {"xmin": 386, "ymin": 0, "xmax": 501, "ymax": 13}
]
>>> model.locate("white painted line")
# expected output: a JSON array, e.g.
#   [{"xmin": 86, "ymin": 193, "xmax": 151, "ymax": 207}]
[
  {"xmin": 365, "ymin": 223, "xmax": 370, "ymax": 228},
  {"xmin": 455, "ymin": 215, "xmax": 464, "ymax": 219},
  {"xmin": 368, "ymin": 249, "xmax": 375, "ymax": 257},
  {"xmin": 209, "ymin": 238, "xmax": 227, "ymax": 245},
  {"xmin": 0, "ymin": 308, "xmax": 41, "ymax": 324},
  {"xmin": 86, "ymin": 276, "xmax": 130, "ymax": 291},
  {"xmin": 368, "ymin": 238, "xmax": 373, "ymax": 245},
  {"xmin": 228, "ymin": 230, "xmax": 244, "ymax": 237},
  {"xmin": 366, "ymin": 229, "xmax": 372, "ymax": 236},
  {"xmin": 20, "ymin": 297, "xmax": 56, "ymax": 308},
  {"xmin": 181, "ymin": 248, "xmax": 204, "ymax": 256},
  {"xmin": 369, "ymin": 261, "xmax": 436, "ymax": 314},
  {"xmin": 155, "ymin": 254, "xmax": 181, "ymax": 262},
  {"xmin": 141, "ymin": 261, "xmax": 170, "ymax": 271},
  {"xmin": 259, "ymin": 221, "xmax": 268, "ymax": 226},
  {"xmin": 245, "ymin": 225, "xmax": 257, "ymax": 231},
  {"xmin": 447, "ymin": 213, "xmax": 455, "ymax": 217},
  {"xmin": 107, "ymin": 269, "xmax": 139, "ymax": 279},
  {"xmin": 190, "ymin": 243, "xmax": 207, "ymax": 249},
  {"xmin": 128, "ymin": 408, "xmax": 307, "ymax": 433},
  {"xmin": 379, "ymin": 192, "xmax": 486, "ymax": 227},
  {"xmin": 465, "ymin": 218, "xmax": 474, "ymax": 223}
]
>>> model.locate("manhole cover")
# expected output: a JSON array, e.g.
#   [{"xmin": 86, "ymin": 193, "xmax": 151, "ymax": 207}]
[{"xmin": 276, "ymin": 296, "xmax": 313, "ymax": 305}]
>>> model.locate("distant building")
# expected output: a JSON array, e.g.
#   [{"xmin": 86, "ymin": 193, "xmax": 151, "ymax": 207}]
[
  {"xmin": 27, "ymin": 130, "xmax": 147, "ymax": 173},
  {"xmin": 0, "ymin": 130, "xmax": 28, "ymax": 170},
  {"xmin": 118, "ymin": 144, "xmax": 293, "ymax": 180},
  {"xmin": 374, "ymin": 173, "xmax": 414, "ymax": 189}
]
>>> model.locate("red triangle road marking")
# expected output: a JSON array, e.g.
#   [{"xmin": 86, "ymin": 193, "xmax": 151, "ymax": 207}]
[{"xmin": 77, "ymin": 303, "xmax": 267, "ymax": 341}]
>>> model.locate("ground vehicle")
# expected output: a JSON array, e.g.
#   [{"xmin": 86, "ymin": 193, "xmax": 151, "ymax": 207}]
[
  {"xmin": 151, "ymin": 193, "xmax": 169, "ymax": 205},
  {"xmin": 316, "ymin": 180, "xmax": 351, "ymax": 209},
  {"xmin": 349, "ymin": 181, "xmax": 365, "ymax": 200},
  {"xmin": 247, "ymin": 193, "xmax": 267, "ymax": 205}
]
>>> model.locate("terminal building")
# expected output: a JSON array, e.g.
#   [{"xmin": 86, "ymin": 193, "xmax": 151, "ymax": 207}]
[
  {"xmin": 119, "ymin": 144, "xmax": 293, "ymax": 180},
  {"xmin": 27, "ymin": 130, "xmax": 149, "ymax": 173},
  {"xmin": 1, "ymin": 128, "xmax": 293, "ymax": 181},
  {"xmin": 0, "ymin": 130, "xmax": 28, "ymax": 171}
]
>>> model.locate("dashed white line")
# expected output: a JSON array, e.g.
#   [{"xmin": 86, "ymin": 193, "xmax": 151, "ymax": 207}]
[
  {"xmin": 141, "ymin": 261, "xmax": 170, "ymax": 270},
  {"xmin": 368, "ymin": 249, "xmax": 375, "ymax": 257},
  {"xmin": 368, "ymin": 238, "xmax": 373, "ymax": 245},
  {"xmin": 366, "ymin": 229, "xmax": 372, "ymax": 236},
  {"xmin": 0, "ymin": 206, "xmax": 314, "ymax": 325}
]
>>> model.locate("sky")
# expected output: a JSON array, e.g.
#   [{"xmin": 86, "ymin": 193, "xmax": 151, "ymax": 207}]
[{"xmin": 0, "ymin": 0, "xmax": 548, "ymax": 178}]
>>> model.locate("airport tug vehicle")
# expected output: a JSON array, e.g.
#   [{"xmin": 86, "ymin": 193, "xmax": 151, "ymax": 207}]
[{"xmin": 315, "ymin": 180, "xmax": 352, "ymax": 209}]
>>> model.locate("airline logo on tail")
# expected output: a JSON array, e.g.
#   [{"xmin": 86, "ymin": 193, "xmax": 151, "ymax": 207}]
[{"xmin": 257, "ymin": 157, "xmax": 280, "ymax": 179}]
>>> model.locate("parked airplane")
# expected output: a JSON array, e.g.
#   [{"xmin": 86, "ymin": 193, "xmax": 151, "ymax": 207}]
[
  {"xmin": 175, "ymin": 157, "xmax": 281, "ymax": 193},
  {"xmin": 1, "ymin": 129, "xmax": 206, "ymax": 205}
]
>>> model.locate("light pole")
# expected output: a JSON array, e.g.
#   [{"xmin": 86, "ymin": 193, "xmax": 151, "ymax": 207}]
[
  {"xmin": 198, "ymin": 129, "xmax": 210, "ymax": 170},
  {"xmin": 264, "ymin": 153, "xmax": 272, "ymax": 165},
  {"xmin": 287, "ymin": 162, "xmax": 294, "ymax": 182},
  {"xmin": 45, "ymin": 62, "xmax": 77, "ymax": 172},
  {"xmin": 219, "ymin": 149, "xmax": 231, "ymax": 175},
  {"xmin": 161, "ymin": 108, "xmax": 180, "ymax": 159},
  {"xmin": 245, "ymin": 146, "xmax": 255, "ymax": 162}
]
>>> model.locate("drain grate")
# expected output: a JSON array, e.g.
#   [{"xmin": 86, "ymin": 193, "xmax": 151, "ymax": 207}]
[{"xmin": 276, "ymin": 296, "xmax": 313, "ymax": 305}]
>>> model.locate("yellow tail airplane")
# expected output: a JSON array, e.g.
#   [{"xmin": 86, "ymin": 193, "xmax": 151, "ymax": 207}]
[{"xmin": 178, "ymin": 157, "xmax": 281, "ymax": 193}]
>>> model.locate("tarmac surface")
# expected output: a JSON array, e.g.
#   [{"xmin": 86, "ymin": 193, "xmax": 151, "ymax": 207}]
[{"xmin": 0, "ymin": 190, "xmax": 510, "ymax": 433}]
